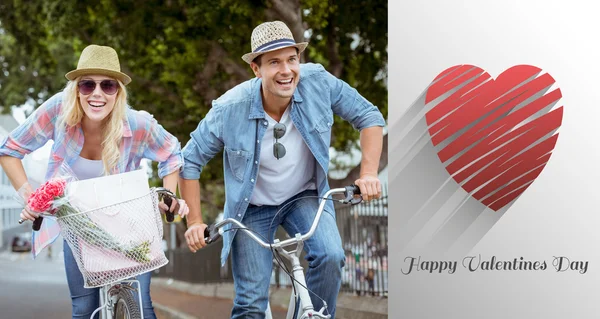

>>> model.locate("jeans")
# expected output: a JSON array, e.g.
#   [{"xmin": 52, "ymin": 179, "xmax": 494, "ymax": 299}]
[
  {"xmin": 230, "ymin": 189, "xmax": 345, "ymax": 319},
  {"xmin": 63, "ymin": 240, "xmax": 157, "ymax": 318}
]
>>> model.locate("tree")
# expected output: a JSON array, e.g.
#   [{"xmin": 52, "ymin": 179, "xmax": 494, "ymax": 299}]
[{"xmin": 0, "ymin": 0, "xmax": 387, "ymax": 225}]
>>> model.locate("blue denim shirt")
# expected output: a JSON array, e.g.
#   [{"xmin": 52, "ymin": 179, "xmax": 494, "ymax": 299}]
[{"xmin": 181, "ymin": 63, "xmax": 386, "ymax": 265}]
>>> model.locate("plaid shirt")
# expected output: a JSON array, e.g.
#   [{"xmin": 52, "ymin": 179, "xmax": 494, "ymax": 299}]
[{"xmin": 0, "ymin": 92, "xmax": 183, "ymax": 179}]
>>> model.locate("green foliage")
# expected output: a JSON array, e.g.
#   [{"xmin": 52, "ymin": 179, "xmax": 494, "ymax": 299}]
[{"xmin": 0, "ymin": 0, "xmax": 387, "ymax": 221}]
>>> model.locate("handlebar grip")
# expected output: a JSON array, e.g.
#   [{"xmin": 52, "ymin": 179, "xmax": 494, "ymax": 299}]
[
  {"xmin": 343, "ymin": 184, "xmax": 363, "ymax": 205},
  {"xmin": 204, "ymin": 227, "xmax": 210, "ymax": 241},
  {"xmin": 163, "ymin": 196, "xmax": 175, "ymax": 223},
  {"xmin": 204, "ymin": 224, "xmax": 221, "ymax": 244},
  {"xmin": 32, "ymin": 216, "xmax": 43, "ymax": 231},
  {"xmin": 349, "ymin": 184, "xmax": 361, "ymax": 195}
]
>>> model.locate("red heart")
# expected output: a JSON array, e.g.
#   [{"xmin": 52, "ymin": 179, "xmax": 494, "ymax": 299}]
[{"xmin": 425, "ymin": 65, "xmax": 563, "ymax": 211}]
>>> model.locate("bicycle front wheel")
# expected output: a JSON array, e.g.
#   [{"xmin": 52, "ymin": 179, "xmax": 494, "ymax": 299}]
[{"xmin": 113, "ymin": 288, "xmax": 141, "ymax": 319}]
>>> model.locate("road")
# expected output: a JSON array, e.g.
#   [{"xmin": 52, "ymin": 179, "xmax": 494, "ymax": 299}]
[
  {"xmin": 151, "ymin": 283, "xmax": 289, "ymax": 319},
  {"xmin": 0, "ymin": 240, "xmax": 289, "ymax": 319},
  {"xmin": 0, "ymin": 241, "xmax": 71, "ymax": 319}
]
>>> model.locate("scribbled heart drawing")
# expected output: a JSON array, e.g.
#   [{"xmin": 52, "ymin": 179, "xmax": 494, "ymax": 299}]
[{"xmin": 424, "ymin": 65, "xmax": 563, "ymax": 211}]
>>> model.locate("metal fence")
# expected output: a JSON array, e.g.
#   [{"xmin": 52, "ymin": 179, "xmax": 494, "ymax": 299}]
[
  {"xmin": 335, "ymin": 186, "xmax": 388, "ymax": 296},
  {"xmin": 154, "ymin": 240, "xmax": 234, "ymax": 283},
  {"xmin": 155, "ymin": 185, "xmax": 388, "ymax": 297}
]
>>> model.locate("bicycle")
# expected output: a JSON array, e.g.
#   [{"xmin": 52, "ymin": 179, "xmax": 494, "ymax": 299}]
[
  {"xmin": 20, "ymin": 186, "xmax": 180, "ymax": 319},
  {"xmin": 203, "ymin": 185, "xmax": 363, "ymax": 319}
]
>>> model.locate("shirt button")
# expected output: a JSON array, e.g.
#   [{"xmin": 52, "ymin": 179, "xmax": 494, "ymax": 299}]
[
  {"xmin": 237, "ymin": 214, "xmax": 241, "ymax": 217},
  {"xmin": 263, "ymin": 121, "xmax": 268, "ymax": 126},
  {"xmin": 255, "ymin": 161, "xmax": 258, "ymax": 164},
  {"xmin": 327, "ymin": 122, "xmax": 331, "ymax": 126},
  {"xmin": 251, "ymin": 179, "xmax": 255, "ymax": 182},
  {"xmin": 237, "ymin": 151, "xmax": 241, "ymax": 155},
  {"xmin": 244, "ymin": 198, "xmax": 248, "ymax": 202},
  {"xmin": 257, "ymin": 140, "xmax": 260, "ymax": 144}
]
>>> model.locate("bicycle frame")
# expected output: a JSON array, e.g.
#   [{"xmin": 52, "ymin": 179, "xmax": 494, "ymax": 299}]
[{"xmin": 209, "ymin": 186, "xmax": 361, "ymax": 319}]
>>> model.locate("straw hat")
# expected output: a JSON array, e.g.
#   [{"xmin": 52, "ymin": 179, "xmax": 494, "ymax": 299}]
[
  {"xmin": 65, "ymin": 45, "xmax": 132, "ymax": 85},
  {"xmin": 241, "ymin": 21, "xmax": 308, "ymax": 64}
]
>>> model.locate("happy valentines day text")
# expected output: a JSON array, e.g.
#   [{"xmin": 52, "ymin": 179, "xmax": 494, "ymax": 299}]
[{"xmin": 401, "ymin": 255, "xmax": 588, "ymax": 275}]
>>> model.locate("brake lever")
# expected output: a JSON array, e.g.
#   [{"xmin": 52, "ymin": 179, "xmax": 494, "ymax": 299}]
[
  {"xmin": 155, "ymin": 187, "xmax": 175, "ymax": 197},
  {"xmin": 343, "ymin": 185, "xmax": 363, "ymax": 205}
]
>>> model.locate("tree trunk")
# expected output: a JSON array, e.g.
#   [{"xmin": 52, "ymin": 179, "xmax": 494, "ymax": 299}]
[
  {"xmin": 266, "ymin": 0, "xmax": 307, "ymax": 62},
  {"xmin": 193, "ymin": 41, "xmax": 251, "ymax": 105},
  {"xmin": 326, "ymin": 18, "xmax": 343, "ymax": 78}
]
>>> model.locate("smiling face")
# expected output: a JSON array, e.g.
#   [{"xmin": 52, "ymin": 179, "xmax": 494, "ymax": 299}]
[
  {"xmin": 251, "ymin": 47, "xmax": 300, "ymax": 108},
  {"xmin": 77, "ymin": 75, "xmax": 119, "ymax": 124}
]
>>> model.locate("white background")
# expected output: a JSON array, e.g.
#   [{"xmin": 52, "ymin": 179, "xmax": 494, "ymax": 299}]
[{"xmin": 390, "ymin": 1, "xmax": 600, "ymax": 317}]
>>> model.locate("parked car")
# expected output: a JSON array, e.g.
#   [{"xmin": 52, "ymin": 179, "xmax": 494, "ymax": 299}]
[{"xmin": 11, "ymin": 232, "xmax": 32, "ymax": 253}]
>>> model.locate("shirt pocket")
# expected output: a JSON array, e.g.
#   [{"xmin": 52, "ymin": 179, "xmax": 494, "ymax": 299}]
[
  {"xmin": 315, "ymin": 112, "xmax": 334, "ymax": 143},
  {"xmin": 225, "ymin": 148, "xmax": 251, "ymax": 182}
]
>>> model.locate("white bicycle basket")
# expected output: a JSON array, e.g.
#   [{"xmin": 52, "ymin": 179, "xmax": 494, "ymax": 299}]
[{"xmin": 57, "ymin": 170, "xmax": 168, "ymax": 288}]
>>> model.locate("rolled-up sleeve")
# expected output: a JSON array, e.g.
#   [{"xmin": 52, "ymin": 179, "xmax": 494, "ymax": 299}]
[
  {"xmin": 142, "ymin": 117, "xmax": 184, "ymax": 178},
  {"xmin": 322, "ymin": 70, "xmax": 386, "ymax": 130},
  {"xmin": 0, "ymin": 93, "xmax": 61, "ymax": 158},
  {"xmin": 180, "ymin": 105, "xmax": 224, "ymax": 180}
]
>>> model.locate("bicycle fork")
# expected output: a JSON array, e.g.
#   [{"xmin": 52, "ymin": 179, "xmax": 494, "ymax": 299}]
[
  {"xmin": 93, "ymin": 285, "xmax": 113, "ymax": 318},
  {"xmin": 93, "ymin": 279, "xmax": 144, "ymax": 319},
  {"xmin": 274, "ymin": 235, "xmax": 330, "ymax": 319}
]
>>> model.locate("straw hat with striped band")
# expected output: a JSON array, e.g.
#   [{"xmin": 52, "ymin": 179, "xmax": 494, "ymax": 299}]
[
  {"xmin": 241, "ymin": 21, "xmax": 308, "ymax": 64},
  {"xmin": 65, "ymin": 45, "xmax": 132, "ymax": 85}
]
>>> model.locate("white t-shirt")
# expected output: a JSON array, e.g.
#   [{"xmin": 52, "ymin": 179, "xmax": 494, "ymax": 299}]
[
  {"xmin": 71, "ymin": 156, "xmax": 104, "ymax": 181},
  {"xmin": 250, "ymin": 106, "xmax": 317, "ymax": 206}
]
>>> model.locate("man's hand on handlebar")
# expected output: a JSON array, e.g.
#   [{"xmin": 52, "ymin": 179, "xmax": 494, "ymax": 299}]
[
  {"xmin": 185, "ymin": 223, "xmax": 209, "ymax": 253},
  {"xmin": 354, "ymin": 174, "xmax": 382, "ymax": 202}
]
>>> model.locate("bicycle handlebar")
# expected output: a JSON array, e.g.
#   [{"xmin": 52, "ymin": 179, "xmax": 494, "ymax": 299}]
[
  {"xmin": 204, "ymin": 185, "xmax": 362, "ymax": 248},
  {"xmin": 19, "ymin": 187, "xmax": 181, "ymax": 230}
]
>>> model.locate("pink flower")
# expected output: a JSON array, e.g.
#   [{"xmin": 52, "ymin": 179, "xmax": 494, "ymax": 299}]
[
  {"xmin": 44, "ymin": 179, "xmax": 66, "ymax": 198},
  {"xmin": 28, "ymin": 192, "xmax": 52, "ymax": 212},
  {"xmin": 26, "ymin": 178, "xmax": 67, "ymax": 213}
]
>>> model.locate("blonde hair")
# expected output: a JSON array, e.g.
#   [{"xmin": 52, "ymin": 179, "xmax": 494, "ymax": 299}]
[{"xmin": 59, "ymin": 77, "xmax": 128, "ymax": 175}]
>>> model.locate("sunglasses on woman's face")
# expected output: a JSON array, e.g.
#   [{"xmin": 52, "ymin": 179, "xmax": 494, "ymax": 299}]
[{"xmin": 78, "ymin": 79, "xmax": 119, "ymax": 95}]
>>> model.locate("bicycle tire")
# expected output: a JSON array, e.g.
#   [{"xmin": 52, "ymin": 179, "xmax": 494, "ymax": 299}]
[{"xmin": 113, "ymin": 288, "xmax": 141, "ymax": 319}]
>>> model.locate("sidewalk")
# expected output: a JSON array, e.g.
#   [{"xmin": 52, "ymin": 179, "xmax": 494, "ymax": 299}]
[
  {"xmin": 150, "ymin": 278, "xmax": 387, "ymax": 319},
  {"xmin": 150, "ymin": 284, "xmax": 249, "ymax": 319},
  {"xmin": 150, "ymin": 279, "xmax": 288, "ymax": 319}
]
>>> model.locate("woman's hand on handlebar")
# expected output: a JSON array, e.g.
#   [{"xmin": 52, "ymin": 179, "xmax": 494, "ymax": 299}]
[
  {"xmin": 19, "ymin": 206, "xmax": 40, "ymax": 222},
  {"xmin": 158, "ymin": 197, "xmax": 189, "ymax": 218},
  {"xmin": 17, "ymin": 183, "xmax": 40, "ymax": 223},
  {"xmin": 354, "ymin": 174, "xmax": 382, "ymax": 201},
  {"xmin": 185, "ymin": 223, "xmax": 209, "ymax": 253}
]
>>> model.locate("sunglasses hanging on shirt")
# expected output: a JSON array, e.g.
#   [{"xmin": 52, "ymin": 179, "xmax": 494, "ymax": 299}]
[{"xmin": 273, "ymin": 123, "xmax": 286, "ymax": 160}]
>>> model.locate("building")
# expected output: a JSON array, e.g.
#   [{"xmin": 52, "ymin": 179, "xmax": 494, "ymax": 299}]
[{"xmin": 0, "ymin": 113, "xmax": 51, "ymax": 248}]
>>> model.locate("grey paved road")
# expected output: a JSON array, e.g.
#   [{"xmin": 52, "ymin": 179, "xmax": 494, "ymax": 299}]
[
  {"xmin": 0, "ymin": 240, "xmax": 290, "ymax": 319},
  {"xmin": 0, "ymin": 241, "xmax": 71, "ymax": 319}
]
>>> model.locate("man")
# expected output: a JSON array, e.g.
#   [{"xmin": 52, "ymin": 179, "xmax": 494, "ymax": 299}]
[{"xmin": 180, "ymin": 21, "xmax": 385, "ymax": 318}]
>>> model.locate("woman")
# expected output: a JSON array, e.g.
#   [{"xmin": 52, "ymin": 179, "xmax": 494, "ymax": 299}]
[{"xmin": 0, "ymin": 44, "xmax": 188, "ymax": 319}]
